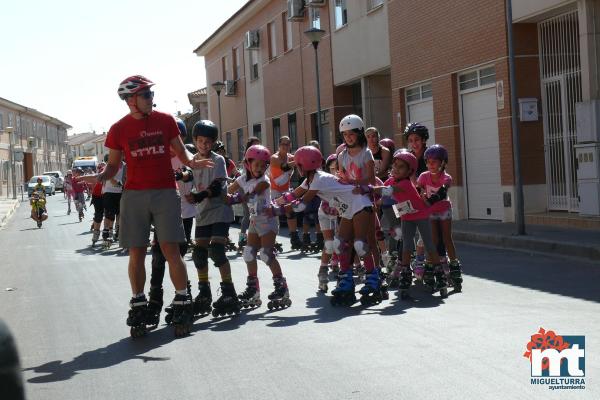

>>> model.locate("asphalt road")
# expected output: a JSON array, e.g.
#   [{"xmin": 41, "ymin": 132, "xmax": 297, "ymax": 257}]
[{"xmin": 1, "ymin": 195, "xmax": 598, "ymax": 400}]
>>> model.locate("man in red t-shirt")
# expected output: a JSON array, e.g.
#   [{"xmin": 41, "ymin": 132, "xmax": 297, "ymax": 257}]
[{"xmin": 78, "ymin": 75, "xmax": 213, "ymax": 337}]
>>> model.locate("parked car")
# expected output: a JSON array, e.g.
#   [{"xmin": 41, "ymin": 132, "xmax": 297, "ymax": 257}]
[
  {"xmin": 27, "ymin": 176, "xmax": 55, "ymax": 197},
  {"xmin": 42, "ymin": 171, "xmax": 64, "ymax": 192}
]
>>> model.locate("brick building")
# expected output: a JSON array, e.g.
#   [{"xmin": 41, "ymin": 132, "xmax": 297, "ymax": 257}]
[{"xmin": 195, "ymin": 0, "xmax": 600, "ymax": 221}]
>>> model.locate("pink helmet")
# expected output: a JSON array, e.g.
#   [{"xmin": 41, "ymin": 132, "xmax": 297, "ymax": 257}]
[
  {"xmin": 294, "ymin": 146, "xmax": 323, "ymax": 174},
  {"xmin": 118, "ymin": 75, "xmax": 155, "ymax": 100},
  {"xmin": 393, "ymin": 149, "xmax": 418, "ymax": 174},
  {"xmin": 244, "ymin": 144, "xmax": 271, "ymax": 171},
  {"xmin": 379, "ymin": 138, "xmax": 395, "ymax": 154},
  {"xmin": 335, "ymin": 143, "xmax": 346, "ymax": 155}
]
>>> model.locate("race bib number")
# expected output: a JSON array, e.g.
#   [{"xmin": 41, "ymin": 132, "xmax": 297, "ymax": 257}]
[
  {"xmin": 331, "ymin": 197, "xmax": 349, "ymax": 215},
  {"xmin": 392, "ymin": 200, "xmax": 417, "ymax": 218},
  {"xmin": 248, "ymin": 196, "xmax": 258, "ymax": 216}
]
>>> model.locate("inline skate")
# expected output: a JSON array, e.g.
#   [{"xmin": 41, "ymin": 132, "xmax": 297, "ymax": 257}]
[
  {"xmin": 169, "ymin": 293, "xmax": 194, "ymax": 337},
  {"xmin": 274, "ymin": 241, "xmax": 284, "ymax": 253},
  {"xmin": 358, "ymin": 269, "xmax": 387, "ymax": 306},
  {"xmin": 313, "ymin": 232, "xmax": 324, "ymax": 251},
  {"xmin": 146, "ymin": 286, "xmax": 163, "ymax": 327},
  {"xmin": 267, "ymin": 276, "xmax": 291, "ymax": 310},
  {"xmin": 193, "ymin": 281, "xmax": 212, "ymax": 316},
  {"xmin": 398, "ymin": 264, "xmax": 413, "ymax": 300},
  {"xmin": 448, "ymin": 259, "xmax": 463, "ymax": 293},
  {"xmin": 127, "ymin": 296, "xmax": 148, "ymax": 338},
  {"xmin": 91, "ymin": 229, "xmax": 100, "ymax": 246},
  {"xmin": 237, "ymin": 232, "xmax": 247, "ymax": 252},
  {"xmin": 289, "ymin": 231, "xmax": 302, "ymax": 251},
  {"xmin": 238, "ymin": 276, "xmax": 262, "ymax": 309},
  {"xmin": 318, "ymin": 266, "xmax": 329, "ymax": 293},
  {"xmin": 102, "ymin": 228, "xmax": 113, "ymax": 249},
  {"xmin": 330, "ymin": 270, "xmax": 356, "ymax": 306},
  {"xmin": 225, "ymin": 238, "xmax": 237, "ymax": 252},
  {"xmin": 165, "ymin": 281, "xmax": 192, "ymax": 325},
  {"xmin": 212, "ymin": 282, "xmax": 242, "ymax": 317},
  {"xmin": 301, "ymin": 233, "xmax": 312, "ymax": 252}
]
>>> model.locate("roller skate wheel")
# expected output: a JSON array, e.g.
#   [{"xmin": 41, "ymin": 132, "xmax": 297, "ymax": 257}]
[
  {"xmin": 440, "ymin": 287, "xmax": 448, "ymax": 299},
  {"xmin": 165, "ymin": 314, "xmax": 173, "ymax": 325},
  {"xmin": 267, "ymin": 302, "xmax": 273, "ymax": 310},
  {"xmin": 211, "ymin": 309, "xmax": 219, "ymax": 318},
  {"xmin": 454, "ymin": 284, "xmax": 462, "ymax": 293}
]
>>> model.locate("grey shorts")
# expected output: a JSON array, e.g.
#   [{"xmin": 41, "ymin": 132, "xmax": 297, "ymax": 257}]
[
  {"xmin": 401, "ymin": 218, "xmax": 436, "ymax": 255},
  {"xmin": 248, "ymin": 216, "xmax": 278, "ymax": 237},
  {"xmin": 119, "ymin": 189, "xmax": 186, "ymax": 248}
]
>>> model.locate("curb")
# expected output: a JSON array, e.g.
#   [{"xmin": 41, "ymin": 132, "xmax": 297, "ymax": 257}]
[
  {"xmin": 0, "ymin": 200, "xmax": 20, "ymax": 229},
  {"xmin": 453, "ymin": 230, "xmax": 600, "ymax": 261}
]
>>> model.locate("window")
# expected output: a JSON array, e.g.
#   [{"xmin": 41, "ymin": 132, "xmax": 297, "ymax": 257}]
[
  {"xmin": 310, "ymin": 7, "xmax": 321, "ymax": 29},
  {"xmin": 459, "ymin": 66, "xmax": 496, "ymax": 91},
  {"xmin": 253, "ymin": 123, "xmax": 262, "ymax": 142},
  {"xmin": 406, "ymin": 83, "xmax": 432, "ymax": 103},
  {"xmin": 272, "ymin": 118, "xmax": 281, "ymax": 146},
  {"xmin": 222, "ymin": 56, "xmax": 228, "ymax": 80},
  {"xmin": 237, "ymin": 128, "xmax": 244, "ymax": 161},
  {"xmin": 233, "ymin": 47, "xmax": 241, "ymax": 80},
  {"xmin": 268, "ymin": 21, "xmax": 277, "ymax": 59},
  {"xmin": 335, "ymin": 0, "xmax": 348, "ymax": 29},
  {"xmin": 249, "ymin": 49, "xmax": 259, "ymax": 80},
  {"xmin": 368, "ymin": 0, "xmax": 384, "ymax": 11},
  {"xmin": 282, "ymin": 13, "xmax": 293, "ymax": 52},
  {"xmin": 8, "ymin": 113, "xmax": 13, "ymax": 127},
  {"xmin": 0, "ymin": 113, "xmax": 3, "ymax": 129},
  {"xmin": 288, "ymin": 113, "xmax": 297, "ymax": 150},
  {"xmin": 225, "ymin": 132, "xmax": 232, "ymax": 157}
]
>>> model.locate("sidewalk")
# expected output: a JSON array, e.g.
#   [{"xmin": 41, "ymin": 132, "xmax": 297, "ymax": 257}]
[
  {"xmin": 0, "ymin": 198, "xmax": 20, "ymax": 229},
  {"xmin": 452, "ymin": 220, "xmax": 600, "ymax": 261}
]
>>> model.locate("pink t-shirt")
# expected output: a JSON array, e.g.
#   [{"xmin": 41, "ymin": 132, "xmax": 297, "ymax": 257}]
[
  {"xmin": 417, "ymin": 171, "xmax": 452, "ymax": 213},
  {"xmin": 384, "ymin": 177, "xmax": 431, "ymax": 221}
]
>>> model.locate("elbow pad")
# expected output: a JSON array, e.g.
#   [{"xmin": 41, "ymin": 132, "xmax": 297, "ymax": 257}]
[{"xmin": 207, "ymin": 179, "xmax": 223, "ymax": 198}]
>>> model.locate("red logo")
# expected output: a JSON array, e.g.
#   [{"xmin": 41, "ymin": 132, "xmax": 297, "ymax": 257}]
[{"xmin": 524, "ymin": 327, "xmax": 570, "ymax": 371}]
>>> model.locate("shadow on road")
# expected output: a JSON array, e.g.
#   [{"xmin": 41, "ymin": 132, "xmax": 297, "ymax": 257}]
[
  {"xmin": 58, "ymin": 221, "xmax": 83, "ymax": 226},
  {"xmin": 23, "ymin": 329, "xmax": 173, "ymax": 383},
  {"xmin": 461, "ymin": 244, "xmax": 600, "ymax": 303}
]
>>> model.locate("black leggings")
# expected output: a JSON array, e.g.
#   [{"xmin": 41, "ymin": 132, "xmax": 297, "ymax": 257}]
[{"xmin": 149, "ymin": 217, "xmax": 194, "ymax": 288}]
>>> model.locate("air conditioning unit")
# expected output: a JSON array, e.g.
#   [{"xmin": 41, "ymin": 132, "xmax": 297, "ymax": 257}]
[
  {"xmin": 306, "ymin": 0, "xmax": 326, "ymax": 7},
  {"xmin": 245, "ymin": 30, "xmax": 260, "ymax": 50},
  {"xmin": 287, "ymin": 0, "xmax": 305, "ymax": 21},
  {"xmin": 225, "ymin": 80, "xmax": 236, "ymax": 96}
]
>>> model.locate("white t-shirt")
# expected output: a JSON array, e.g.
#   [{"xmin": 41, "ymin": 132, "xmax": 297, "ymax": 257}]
[
  {"xmin": 300, "ymin": 170, "xmax": 372, "ymax": 220},
  {"xmin": 235, "ymin": 173, "xmax": 272, "ymax": 218},
  {"xmin": 337, "ymin": 147, "xmax": 374, "ymax": 183},
  {"xmin": 102, "ymin": 163, "xmax": 125, "ymax": 194},
  {"xmin": 171, "ymin": 156, "xmax": 197, "ymax": 219}
]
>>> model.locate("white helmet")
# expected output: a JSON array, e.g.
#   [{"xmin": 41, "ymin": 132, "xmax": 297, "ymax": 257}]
[{"xmin": 339, "ymin": 114, "xmax": 364, "ymax": 132}]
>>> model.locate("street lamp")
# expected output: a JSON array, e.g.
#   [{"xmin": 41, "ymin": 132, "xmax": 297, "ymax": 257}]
[
  {"xmin": 212, "ymin": 81, "xmax": 226, "ymax": 140},
  {"xmin": 304, "ymin": 27, "xmax": 326, "ymax": 149}
]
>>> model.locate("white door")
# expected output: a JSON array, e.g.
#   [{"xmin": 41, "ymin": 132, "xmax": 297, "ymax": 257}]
[
  {"xmin": 407, "ymin": 100, "xmax": 435, "ymax": 145},
  {"xmin": 461, "ymin": 87, "xmax": 502, "ymax": 220}
]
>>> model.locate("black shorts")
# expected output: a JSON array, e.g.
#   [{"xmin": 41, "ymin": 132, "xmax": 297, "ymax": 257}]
[
  {"xmin": 102, "ymin": 192, "xmax": 122, "ymax": 217},
  {"xmin": 195, "ymin": 222, "xmax": 230, "ymax": 241}
]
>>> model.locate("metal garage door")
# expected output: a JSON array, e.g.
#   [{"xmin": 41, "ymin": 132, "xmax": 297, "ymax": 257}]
[{"xmin": 461, "ymin": 84, "xmax": 502, "ymax": 220}]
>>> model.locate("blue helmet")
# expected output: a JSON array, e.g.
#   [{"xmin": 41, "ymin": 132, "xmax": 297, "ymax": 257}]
[
  {"xmin": 175, "ymin": 118, "xmax": 187, "ymax": 138},
  {"xmin": 424, "ymin": 144, "xmax": 448, "ymax": 164}
]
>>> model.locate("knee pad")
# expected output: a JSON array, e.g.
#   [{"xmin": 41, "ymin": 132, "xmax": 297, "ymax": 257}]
[
  {"xmin": 324, "ymin": 240, "xmax": 335, "ymax": 255},
  {"xmin": 353, "ymin": 240, "xmax": 369, "ymax": 257},
  {"xmin": 375, "ymin": 229, "xmax": 385, "ymax": 242},
  {"xmin": 259, "ymin": 247, "xmax": 276, "ymax": 266},
  {"xmin": 392, "ymin": 226, "xmax": 402, "ymax": 241},
  {"xmin": 192, "ymin": 245, "xmax": 209, "ymax": 269},
  {"xmin": 417, "ymin": 238, "xmax": 424, "ymax": 248},
  {"xmin": 332, "ymin": 237, "xmax": 350, "ymax": 256},
  {"xmin": 93, "ymin": 210, "xmax": 103, "ymax": 223},
  {"xmin": 208, "ymin": 242, "xmax": 228, "ymax": 267},
  {"xmin": 242, "ymin": 245, "xmax": 257, "ymax": 263}
]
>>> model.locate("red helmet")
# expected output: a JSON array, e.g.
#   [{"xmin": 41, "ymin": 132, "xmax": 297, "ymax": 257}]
[
  {"xmin": 244, "ymin": 145, "xmax": 271, "ymax": 172},
  {"xmin": 393, "ymin": 149, "xmax": 418, "ymax": 174},
  {"xmin": 118, "ymin": 75, "xmax": 155, "ymax": 100},
  {"xmin": 295, "ymin": 146, "xmax": 323, "ymax": 175},
  {"xmin": 379, "ymin": 138, "xmax": 395, "ymax": 154},
  {"xmin": 335, "ymin": 143, "xmax": 346, "ymax": 154}
]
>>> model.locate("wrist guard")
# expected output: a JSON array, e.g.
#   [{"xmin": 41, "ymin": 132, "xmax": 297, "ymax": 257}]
[{"xmin": 428, "ymin": 185, "xmax": 448, "ymax": 204}]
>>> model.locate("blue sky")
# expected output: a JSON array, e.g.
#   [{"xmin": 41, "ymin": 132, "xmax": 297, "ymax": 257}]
[{"xmin": 1, "ymin": 0, "xmax": 247, "ymax": 134}]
